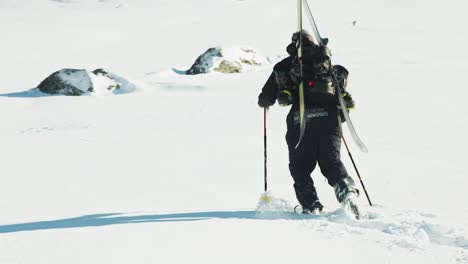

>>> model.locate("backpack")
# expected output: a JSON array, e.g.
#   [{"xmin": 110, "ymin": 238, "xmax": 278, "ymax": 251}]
[
  {"xmin": 274, "ymin": 44, "xmax": 349, "ymax": 104},
  {"xmin": 289, "ymin": 45, "xmax": 336, "ymax": 99}
]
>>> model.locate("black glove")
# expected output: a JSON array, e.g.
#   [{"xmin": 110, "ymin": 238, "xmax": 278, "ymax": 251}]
[
  {"xmin": 338, "ymin": 92, "xmax": 354, "ymax": 123},
  {"xmin": 258, "ymin": 93, "xmax": 275, "ymax": 108},
  {"xmin": 277, "ymin": 90, "xmax": 293, "ymax": 106},
  {"xmin": 343, "ymin": 92, "xmax": 355, "ymax": 109}
]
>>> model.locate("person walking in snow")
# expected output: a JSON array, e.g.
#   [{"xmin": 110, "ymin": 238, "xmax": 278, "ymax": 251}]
[{"xmin": 258, "ymin": 31, "xmax": 359, "ymax": 214}]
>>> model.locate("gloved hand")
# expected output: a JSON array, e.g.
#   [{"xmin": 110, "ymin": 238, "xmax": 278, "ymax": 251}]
[
  {"xmin": 338, "ymin": 92, "xmax": 354, "ymax": 123},
  {"xmin": 258, "ymin": 93, "xmax": 275, "ymax": 108},
  {"xmin": 342, "ymin": 92, "xmax": 355, "ymax": 110},
  {"xmin": 277, "ymin": 90, "xmax": 293, "ymax": 106}
]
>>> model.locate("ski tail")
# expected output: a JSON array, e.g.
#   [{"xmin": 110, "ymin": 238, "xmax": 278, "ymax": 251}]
[{"xmin": 336, "ymin": 85, "xmax": 368, "ymax": 153}]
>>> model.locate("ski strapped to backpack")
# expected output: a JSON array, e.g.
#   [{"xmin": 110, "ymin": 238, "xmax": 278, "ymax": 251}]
[
  {"xmin": 295, "ymin": 0, "xmax": 306, "ymax": 149},
  {"xmin": 302, "ymin": 0, "xmax": 368, "ymax": 153}
]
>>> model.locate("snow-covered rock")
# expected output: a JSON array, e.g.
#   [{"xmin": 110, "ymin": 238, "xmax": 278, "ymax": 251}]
[
  {"xmin": 90, "ymin": 68, "xmax": 136, "ymax": 94},
  {"xmin": 38, "ymin": 68, "xmax": 93, "ymax": 96},
  {"xmin": 186, "ymin": 46, "xmax": 270, "ymax": 75},
  {"xmin": 37, "ymin": 68, "xmax": 136, "ymax": 96}
]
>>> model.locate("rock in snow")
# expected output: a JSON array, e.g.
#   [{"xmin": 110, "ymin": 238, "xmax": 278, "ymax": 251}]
[
  {"xmin": 186, "ymin": 46, "xmax": 270, "ymax": 75},
  {"xmin": 38, "ymin": 68, "xmax": 93, "ymax": 96},
  {"xmin": 37, "ymin": 68, "xmax": 135, "ymax": 96}
]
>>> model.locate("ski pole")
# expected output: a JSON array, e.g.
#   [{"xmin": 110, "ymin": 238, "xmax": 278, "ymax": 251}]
[
  {"xmin": 263, "ymin": 107, "xmax": 268, "ymax": 192},
  {"xmin": 259, "ymin": 108, "xmax": 270, "ymax": 203},
  {"xmin": 341, "ymin": 134, "xmax": 373, "ymax": 206}
]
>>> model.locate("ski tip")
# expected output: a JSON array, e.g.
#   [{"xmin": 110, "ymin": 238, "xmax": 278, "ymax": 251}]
[
  {"xmin": 360, "ymin": 144, "xmax": 369, "ymax": 154},
  {"xmin": 295, "ymin": 127, "xmax": 306, "ymax": 149},
  {"xmin": 294, "ymin": 142, "xmax": 300, "ymax": 149},
  {"xmin": 294, "ymin": 136, "xmax": 303, "ymax": 149}
]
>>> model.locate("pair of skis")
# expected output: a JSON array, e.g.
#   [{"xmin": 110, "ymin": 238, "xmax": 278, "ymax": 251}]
[{"xmin": 295, "ymin": 0, "xmax": 368, "ymax": 154}]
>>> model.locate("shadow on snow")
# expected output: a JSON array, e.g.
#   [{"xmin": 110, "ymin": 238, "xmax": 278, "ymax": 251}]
[
  {"xmin": 0, "ymin": 210, "xmax": 313, "ymax": 234},
  {"xmin": 0, "ymin": 88, "xmax": 54, "ymax": 98},
  {"xmin": 2, "ymin": 210, "xmax": 467, "ymax": 250}
]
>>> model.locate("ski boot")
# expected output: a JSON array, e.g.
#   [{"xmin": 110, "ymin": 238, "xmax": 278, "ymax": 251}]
[
  {"xmin": 301, "ymin": 200, "xmax": 324, "ymax": 215},
  {"xmin": 338, "ymin": 189, "xmax": 361, "ymax": 220}
]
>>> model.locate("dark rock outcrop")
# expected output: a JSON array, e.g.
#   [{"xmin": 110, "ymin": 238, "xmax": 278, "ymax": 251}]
[{"xmin": 38, "ymin": 68, "xmax": 93, "ymax": 96}]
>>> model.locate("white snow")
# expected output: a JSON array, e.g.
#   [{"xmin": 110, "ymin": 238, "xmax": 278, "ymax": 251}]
[
  {"xmin": 1, "ymin": 0, "xmax": 468, "ymax": 263},
  {"xmin": 89, "ymin": 70, "xmax": 137, "ymax": 95}
]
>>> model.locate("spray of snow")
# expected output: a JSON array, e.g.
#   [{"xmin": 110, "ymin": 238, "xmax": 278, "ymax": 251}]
[{"xmin": 255, "ymin": 192, "xmax": 293, "ymax": 219}]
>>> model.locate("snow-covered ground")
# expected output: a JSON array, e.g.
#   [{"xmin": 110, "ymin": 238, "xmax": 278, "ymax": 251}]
[{"xmin": 1, "ymin": 0, "xmax": 467, "ymax": 263}]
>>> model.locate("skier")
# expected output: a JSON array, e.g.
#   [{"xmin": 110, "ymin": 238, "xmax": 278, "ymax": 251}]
[{"xmin": 258, "ymin": 31, "xmax": 359, "ymax": 215}]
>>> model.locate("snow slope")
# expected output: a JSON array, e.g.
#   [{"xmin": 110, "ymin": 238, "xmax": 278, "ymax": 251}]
[{"xmin": 1, "ymin": 0, "xmax": 467, "ymax": 263}]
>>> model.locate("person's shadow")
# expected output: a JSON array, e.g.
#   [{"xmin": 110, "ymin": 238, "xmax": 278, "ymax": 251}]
[{"xmin": 0, "ymin": 210, "xmax": 312, "ymax": 234}]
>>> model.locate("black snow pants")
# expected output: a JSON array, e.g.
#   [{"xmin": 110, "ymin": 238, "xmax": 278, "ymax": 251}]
[{"xmin": 285, "ymin": 104, "xmax": 356, "ymax": 209}]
